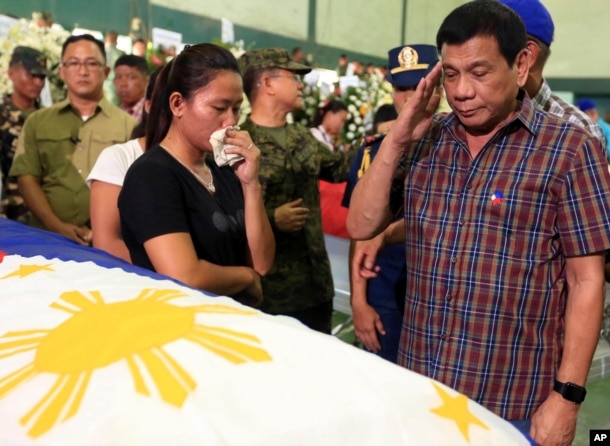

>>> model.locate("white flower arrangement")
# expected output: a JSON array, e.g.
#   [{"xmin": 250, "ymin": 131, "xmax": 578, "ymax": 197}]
[
  {"xmin": 227, "ymin": 39, "xmax": 246, "ymax": 60},
  {"xmin": 340, "ymin": 85, "xmax": 365, "ymax": 145},
  {"xmin": 0, "ymin": 19, "xmax": 70, "ymax": 103},
  {"xmin": 292, "ymin": 82, "xmax": 330, "ymax": 128},
  {"xmin": 292, "ymin": 73, "xmax": 397, "ymax": 146}
]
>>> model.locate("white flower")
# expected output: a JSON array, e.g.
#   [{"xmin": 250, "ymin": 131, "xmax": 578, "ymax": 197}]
[
  {"xmin": 346, "ymin": 131, "xmax": 355, "ymax": 141},
  {"xmin": 354, "ymin": 116, "xmax": 362, "ymax": 125},
  {"xmin": 348, "ymin": 104, "xmax": 357, "ymax": 113},
  {"xmin": 348, "ymin": 123, "xmax": 356, "ymax": 131}
]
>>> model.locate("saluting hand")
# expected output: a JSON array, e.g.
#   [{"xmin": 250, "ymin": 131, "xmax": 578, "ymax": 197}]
[{"xmin": 387, "ymin": 61, "xmax": 443, "ymax": 151}]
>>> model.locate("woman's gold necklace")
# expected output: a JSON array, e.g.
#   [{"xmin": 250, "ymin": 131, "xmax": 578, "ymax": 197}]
[{"xmin": 162, "ymin": 146, "xmax": 215, "ymax": 193}]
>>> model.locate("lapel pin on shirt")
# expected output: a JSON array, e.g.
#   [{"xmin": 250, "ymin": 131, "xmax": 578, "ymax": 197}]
[{"xmin": 491, "ymin": 190, "xmax": 503, "ymax": 206}]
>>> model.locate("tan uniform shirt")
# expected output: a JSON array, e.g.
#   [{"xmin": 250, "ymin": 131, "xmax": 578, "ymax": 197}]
[{"xmin": 10, "ymin": 98, "xmax": 136, "ymax": 229}]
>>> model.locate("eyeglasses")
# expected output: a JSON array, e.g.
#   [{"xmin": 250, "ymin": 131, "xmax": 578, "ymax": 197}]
[
  {"xmin": 269, "ymin": 73, "xmax": 303, "ymax": 83},
  {"xmin": 62, "ymin": 59, "xmax": 105, "ymax": 72}
]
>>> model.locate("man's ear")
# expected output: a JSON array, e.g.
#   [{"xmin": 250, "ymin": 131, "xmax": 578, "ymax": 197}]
[
  {"xmin": 525, "ymin": 40, "xmax": 540, "ymax": 67},
  {"xmin": 259, "ymin": 72, "xmax": 276, "ymax": 96},
  {"xmin": 515, "ymin": 48, "xmax": 530, "ymax": 88}
]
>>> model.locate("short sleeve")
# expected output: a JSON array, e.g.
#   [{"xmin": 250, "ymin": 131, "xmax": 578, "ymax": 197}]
[
  {"xmin": 557, "ymin": 136, "xmax": 610, "ymax": 256},
  {"xmin": 87, "ymin": 143, "xmax": 132, "ymax": 187},
  {"xmin": 8, "ymin": 116, "xmax": 42, "ymax": 178},
  {"xmin": 119, "ymin": 159, "xmax": 189, "ymax": 245}
]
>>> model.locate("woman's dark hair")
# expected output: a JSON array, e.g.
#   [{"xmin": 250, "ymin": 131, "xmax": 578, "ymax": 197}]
[
  {"xmin": 311, "ymin": 99, "xmax": 348, "ymax": 128},
  {"xmin": 145, "ymin": 43, "xmax": 240, "ymax": 149},
  {"xmin": 373, "ymin": 104, "xmax": 398, "ymax": 133},
  {"xmin": 436, "ymin": 0, "xmax": 526, "ymax": 68},
  {"xmin": 131, "ymin": 67, "xmax": 161, "ymax": 140}
]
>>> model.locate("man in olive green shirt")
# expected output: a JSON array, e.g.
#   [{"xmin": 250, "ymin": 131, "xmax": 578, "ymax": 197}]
[{"xmin": 10, "ymin": 34, "xmax": 136, "ymax": 245}]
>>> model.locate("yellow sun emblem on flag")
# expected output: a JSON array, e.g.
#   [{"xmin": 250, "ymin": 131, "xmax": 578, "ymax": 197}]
[{"xmin": 0, "ymin": 288, "xmax": 271, "ymax": 438}]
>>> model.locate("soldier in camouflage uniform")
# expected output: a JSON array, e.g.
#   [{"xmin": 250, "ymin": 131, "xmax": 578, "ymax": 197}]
[
  {"xmin": 0, "ymin": 46, "xmax": 47, "ymax": 222},
  {"xmin": 239, "ymin": 48, "xmax": 356, "ymax": 333}
]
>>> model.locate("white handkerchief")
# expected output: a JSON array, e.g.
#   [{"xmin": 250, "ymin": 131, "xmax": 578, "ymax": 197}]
[{"xmin": 210, "ymin": 125, "xmax": 243, "ymax": 167}]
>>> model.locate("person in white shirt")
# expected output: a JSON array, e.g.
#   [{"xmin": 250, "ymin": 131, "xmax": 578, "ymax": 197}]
[
  {"xmin": 87, "ymin": 69, "xmax": 159, "ymax": 262},
  {"xmin": 309, "ymin": 99, "xmax": 348, "ymax": 151}
]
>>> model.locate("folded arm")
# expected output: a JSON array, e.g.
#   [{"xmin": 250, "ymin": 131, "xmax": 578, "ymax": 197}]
[{"xmin": 144, "ymin": 232, "xmax": 261, "ymax": 299}]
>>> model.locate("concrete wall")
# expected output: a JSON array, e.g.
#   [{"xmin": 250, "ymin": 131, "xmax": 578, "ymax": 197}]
[
  {"xmin": 2, "ymin": 0, "xmax": 609, "ymax": 81},
  {"xmin": 543, "ymin": 0, "xmax": 609, "ymax": 78}
]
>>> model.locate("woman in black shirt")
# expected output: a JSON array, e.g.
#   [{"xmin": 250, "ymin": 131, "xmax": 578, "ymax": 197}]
[{"xmin": 119, "ymin": 44, "xmax": 274, "ymax": 306}]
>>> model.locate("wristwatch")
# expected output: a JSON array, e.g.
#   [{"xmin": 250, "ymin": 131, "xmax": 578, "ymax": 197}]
[{"xmin": 553, "ymin": 380, "xmax": 587, "ymax": 404}]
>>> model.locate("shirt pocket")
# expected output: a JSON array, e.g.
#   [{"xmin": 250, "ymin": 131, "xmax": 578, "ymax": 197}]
[
  {"xmin": 485, "ymin": 170, "xmax": 558, "ymax": 261},
  {"xmin": 79, "ymin": 130, "xmax": 130, "ymax": 174},
  {"xmin": 259, "ymin": 156, "xmax": 291, "ymax": 206},
  {"xmin": 293, "ymin": 143, "xmax": 319, "ymax": 176},
  {"xmin": 36, "ymin": 129, "xmax": 73, "ymax": 176}
]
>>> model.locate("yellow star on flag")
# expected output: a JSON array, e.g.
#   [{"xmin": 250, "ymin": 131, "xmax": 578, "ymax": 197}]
[
  {"xmin": 1, "ymin": 264, "xmax": 54, "ymax": 279},
  {"xmin": 429, "ymin": 381, "xmax": 489, "ymax": 442}
]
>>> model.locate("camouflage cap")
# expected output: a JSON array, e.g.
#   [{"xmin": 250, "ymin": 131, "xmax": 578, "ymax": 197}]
[
  {"xmin": 10, "ymin": 46, "xmax": 48, "ymax": 76},
  {"xmin": 238, "ymin": 48, "xmax": 311, "ymax": 76}
]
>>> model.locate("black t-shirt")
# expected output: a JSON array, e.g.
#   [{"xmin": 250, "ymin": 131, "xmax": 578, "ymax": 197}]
[{"xmin": 119, "ymin": 145, "xmax": 247, "ymax": 275}]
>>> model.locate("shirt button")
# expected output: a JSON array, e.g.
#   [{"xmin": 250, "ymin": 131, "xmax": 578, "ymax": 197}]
[
  {"xmin": 466, "ymin": 183, "xmax": 473, "ymax": 190},
  {"xmin": 441, "ymin": 333, "xmax": 448, "ymax": 341},
  {"xmin": 450, "ymin": 256, "xmax": 457, "ymax": 263},
  {"xmin": 78, "ymin": 169, "xmax": 82, "ymax": 173},
  {"xmin": 446, "ymin": 294, "xmax": 452, "ymax": 302},
  {"xmin": 458, "ymin": 219, "xmax": 465, "ymax": 226}
]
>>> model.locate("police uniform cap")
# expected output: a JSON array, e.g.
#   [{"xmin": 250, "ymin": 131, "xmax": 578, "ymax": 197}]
[{"xmin": 386, "ymin": 44, "xmax": 439, "ymax": 88}]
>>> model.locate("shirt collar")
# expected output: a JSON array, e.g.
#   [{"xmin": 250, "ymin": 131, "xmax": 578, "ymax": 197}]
[
  {"xmin": 120, "ymin": 96, "xmax": 145, "ymax": 117},
  {"xmin": 530, "ymin": 78, "xmax": 552, "ymax": 109},
  {"xmin": 57, "ymin": 96, "xmax": 113, "ymax": 118}
]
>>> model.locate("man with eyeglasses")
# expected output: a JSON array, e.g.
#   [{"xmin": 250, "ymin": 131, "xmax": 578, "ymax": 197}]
[
  {"xmin": 239, "ymin": 48, "xmax": 356, "ymax": 334},
  {"xmin": 10, "ymin": 34, "xmax": 136, "ymax": 245}
]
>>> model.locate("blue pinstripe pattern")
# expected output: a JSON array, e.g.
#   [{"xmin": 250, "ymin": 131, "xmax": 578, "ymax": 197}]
[{"xmin": 396, "ymin": 93, "xmax": 610, "ymax": 419}]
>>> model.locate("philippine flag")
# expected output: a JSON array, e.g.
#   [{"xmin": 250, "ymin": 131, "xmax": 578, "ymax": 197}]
[
  {"xmin": 491, "ymin": 190, "xmax": 504, "ymax": 206},
  {"xmin": 0, "ymin": 218, "xmax": 530, "ymax": 446}
]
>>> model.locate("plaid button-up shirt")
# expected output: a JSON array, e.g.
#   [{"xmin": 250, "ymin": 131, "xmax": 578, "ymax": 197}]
[
  {"xmin": 397, "ymin": 92, "xmax": 610, "ymax": 419},
  {"xmin": 531, "ymin": 79, "xmax": 606, "ymax": 151}
]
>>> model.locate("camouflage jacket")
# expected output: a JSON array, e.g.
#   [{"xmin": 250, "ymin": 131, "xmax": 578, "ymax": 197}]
[
  {"xmin": 0, "ymin": 95, "xmax": 38, "ymax": 222},
  {"xmin": 241, "ymin": 118, "xmax": 355, "ymax": 314}
]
